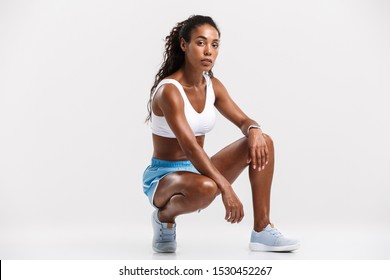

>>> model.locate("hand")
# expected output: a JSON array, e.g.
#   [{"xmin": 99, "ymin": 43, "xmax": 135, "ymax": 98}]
[
  {"xmin": 221, "ymin": 187, "xmax": 244, "ymax": 224},
  {"xmin": 247, "ymin": 129, "xmax": 269, "ymax": 171}
]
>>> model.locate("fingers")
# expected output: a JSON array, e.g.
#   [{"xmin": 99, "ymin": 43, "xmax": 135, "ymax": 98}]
[
  {"xmin": 222, "ymin": 188, "xmax": 244, "ymax": 224},
  {"xmin": 250, "ymin": 145, "xmax": 267, "ymax": 171},
  {"xmin": 257, "ymin": 146, "xmax": 262, "ymax": 170},
  {"xmin": 260, "ymin": 144, "xmax": 269, "ymax": 170},
  {"xmin": 249, "ymin": 146, "xmax": 257, "ymax": 169},
  {"xmin": 225, "ymin": 204, "xmax": 244, "ymax": 224},
  {"xmin": 249, "ymin": 135, "xmax": 269, "ymax": 171},
  {"xmin": 264, "ymin": 143, "xmax": 269, "ymax": 166},
  {"xmin": 224, "ymin": 208, "xmax": 230, "ymax": 221}
]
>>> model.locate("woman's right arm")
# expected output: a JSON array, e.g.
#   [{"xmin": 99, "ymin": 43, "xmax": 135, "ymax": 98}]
[{"xmin": 154, "ymin": 84, "xmax": 244, "ymax": 223}]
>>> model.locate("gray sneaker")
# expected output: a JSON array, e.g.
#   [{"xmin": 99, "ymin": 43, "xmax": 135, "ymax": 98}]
[
  {"xmin": 151, "ymin": 210, "xmax": 177, "ymax": 253},
  {"xmin": 249, "ymin": 224, "xmax": 300, "ymax": 252}
]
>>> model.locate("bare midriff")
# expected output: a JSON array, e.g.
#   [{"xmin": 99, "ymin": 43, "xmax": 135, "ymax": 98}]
[{"xmin": 152, "ymin": 134, "xmax": 205, "ymax": 161}]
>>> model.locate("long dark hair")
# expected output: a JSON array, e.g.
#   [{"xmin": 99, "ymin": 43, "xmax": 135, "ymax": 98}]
[{"xmin": 146, "ymin": 15, "xmax": 221, "ymax": 122}]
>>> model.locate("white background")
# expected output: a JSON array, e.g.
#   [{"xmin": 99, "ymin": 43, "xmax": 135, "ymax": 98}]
[{"xmin": 1, "ymin": 0, "xmax": 389, "ymax": 260}]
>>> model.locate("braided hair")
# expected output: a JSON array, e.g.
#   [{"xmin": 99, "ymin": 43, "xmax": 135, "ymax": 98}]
[{"xmin": 146, "ymin": 15, "xmax": 220, "ymax": 122}]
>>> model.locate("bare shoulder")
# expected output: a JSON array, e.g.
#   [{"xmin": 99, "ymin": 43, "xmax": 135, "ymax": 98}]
[
  {"xmin": 154, "ymin": 83, "xmax": 181, "ymax": 101},
  {"xmin": 153, "ymin": 83, "xmax": 184, "ymax": 113},
  {"xmin": 211, "ymin": 76, "xmax": 229, "ymax": 98}
]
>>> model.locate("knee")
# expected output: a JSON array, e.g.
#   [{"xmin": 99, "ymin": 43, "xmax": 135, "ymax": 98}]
[
  {"xmin": 195, "ymin": 178, "xmax": 218, "ymax": 208},
  {"xmin": 262, "ymin": 133, "xmax": 274, "ymax": 150},
  {"xmin": 200, "ymin": 179, "xmax": 218, "ymax": 197}
]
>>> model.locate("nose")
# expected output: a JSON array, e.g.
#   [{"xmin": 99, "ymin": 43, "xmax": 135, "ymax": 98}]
[{"xmin": 204, "ymin": 45, "xmax": 211, "ymax": 56}]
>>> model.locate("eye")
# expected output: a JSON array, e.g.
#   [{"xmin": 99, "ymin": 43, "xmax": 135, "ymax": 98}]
[
  {"xmin": 197, "ymin": 41, "xmax": 205, "ymax": 46},
  {"xmin": 212, "ymin": 43, "xmax": 219, "ymax": 49}
]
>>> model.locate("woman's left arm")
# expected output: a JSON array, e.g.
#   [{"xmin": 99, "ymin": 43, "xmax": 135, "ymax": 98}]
[{"xmin": 213, "ymin": 77, "xmax": 269, "ymax": 171}]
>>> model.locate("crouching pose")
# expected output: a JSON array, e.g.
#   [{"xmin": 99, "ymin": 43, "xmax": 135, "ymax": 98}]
[{"xmin": 143, "ymin": 15, "xmax": 299, "ymax": 253}]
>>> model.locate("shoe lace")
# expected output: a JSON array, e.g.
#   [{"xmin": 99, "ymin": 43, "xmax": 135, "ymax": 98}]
[
  {"xmin": 269, "ymin": 227, "xmax": 283, "ymax": 238},
  {"xmin": 160, "ymin": 228, "xmax": 176, "ymax": 241}
]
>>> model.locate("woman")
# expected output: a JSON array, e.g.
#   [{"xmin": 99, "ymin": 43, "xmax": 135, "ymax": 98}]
[{"xmin": 143, "ymin": 15, "xmax": 299, "ymax": 253}]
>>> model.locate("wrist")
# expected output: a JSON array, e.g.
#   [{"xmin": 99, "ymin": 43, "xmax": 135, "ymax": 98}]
[
  {"xmin": 246, "ymin": 124, "xmax": 261, "ymax": 136},
  {"xmin": 217, "ymin": 180, "xmax": 232, "ymax": 194}
]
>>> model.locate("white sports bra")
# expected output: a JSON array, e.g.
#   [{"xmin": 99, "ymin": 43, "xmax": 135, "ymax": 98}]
[{"xmin": 151, "ymin": 73, "xmax": 216, "ymax": 138}]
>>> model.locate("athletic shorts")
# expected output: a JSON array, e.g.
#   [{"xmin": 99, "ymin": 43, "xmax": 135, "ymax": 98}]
[{"xmin": 142, "ymin": 158, "xmax": 201, "ymax": 207}]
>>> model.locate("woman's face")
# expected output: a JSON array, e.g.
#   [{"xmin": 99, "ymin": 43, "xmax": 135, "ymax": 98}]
[{"xmin": 181, "ymin": 24, "xmax": 220, "ymax": 72}]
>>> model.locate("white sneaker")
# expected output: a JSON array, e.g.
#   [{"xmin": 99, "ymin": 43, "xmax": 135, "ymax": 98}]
[
  {"xmin": 249, "ymin": 224, "xmax": 300, "ymax": 252},
  {"xmin": 151, "ymin": 210, "xmax": 176, "ymax": 253}
]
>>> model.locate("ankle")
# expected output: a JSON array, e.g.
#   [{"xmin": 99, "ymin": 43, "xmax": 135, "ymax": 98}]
[
  {"xmin": 157, "ymin": 210, "xmax": 175, "ymax": 224},
  {"xmin": 254, "ymin": 220, "xmax": 271, "ymax": 232}
]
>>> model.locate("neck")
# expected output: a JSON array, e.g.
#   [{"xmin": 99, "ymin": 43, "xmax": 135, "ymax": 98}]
[{"xmin": 180, "ymin": 64, "xmax": 205, "ymax": 88}]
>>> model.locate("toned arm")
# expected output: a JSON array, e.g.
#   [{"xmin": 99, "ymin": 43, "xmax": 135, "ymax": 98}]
[
  {"xmin": 212, "ymin": 77, "xmax": 269, "ymax": 171},
  {"xmin": 153, "ymin": 84, "xmax": 231, "ymax": 192}
]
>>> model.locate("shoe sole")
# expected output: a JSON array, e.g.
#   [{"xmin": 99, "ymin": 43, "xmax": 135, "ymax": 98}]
[
  {"xmin": 249, "ymin": 242, "xmax": 300, "ymax": 252},
  {"xmin": 153, "ymin": 244, "xmax": 177, "ymax": 253}
]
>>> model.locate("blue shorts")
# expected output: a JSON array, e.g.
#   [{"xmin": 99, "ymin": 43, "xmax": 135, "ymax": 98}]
[{"xmin": 142, "ymin": 158, "xmax": 201, "ymax": 207}]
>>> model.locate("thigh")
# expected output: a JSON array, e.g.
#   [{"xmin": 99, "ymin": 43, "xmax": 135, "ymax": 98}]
[
  {"xmin": 211, "ymin": 134, "xmax": 273, "ymax": 184},
  {"xmin": 210, "ymin": 137, "xmax": 249, "ymax": 184},
  {"xmin": 153, "ymin": 171, "xmax": 216, "ymax": 208}
]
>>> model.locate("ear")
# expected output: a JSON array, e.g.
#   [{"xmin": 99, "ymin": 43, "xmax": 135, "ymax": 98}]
[{"xmin": 180, "ymin": 38, "xmax": 187, "ymax": 52}]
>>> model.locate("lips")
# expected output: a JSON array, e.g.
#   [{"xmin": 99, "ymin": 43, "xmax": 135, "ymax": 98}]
[{"xmin": 201, "ymin": 59, "xmax": 213, "ymax": 65}]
